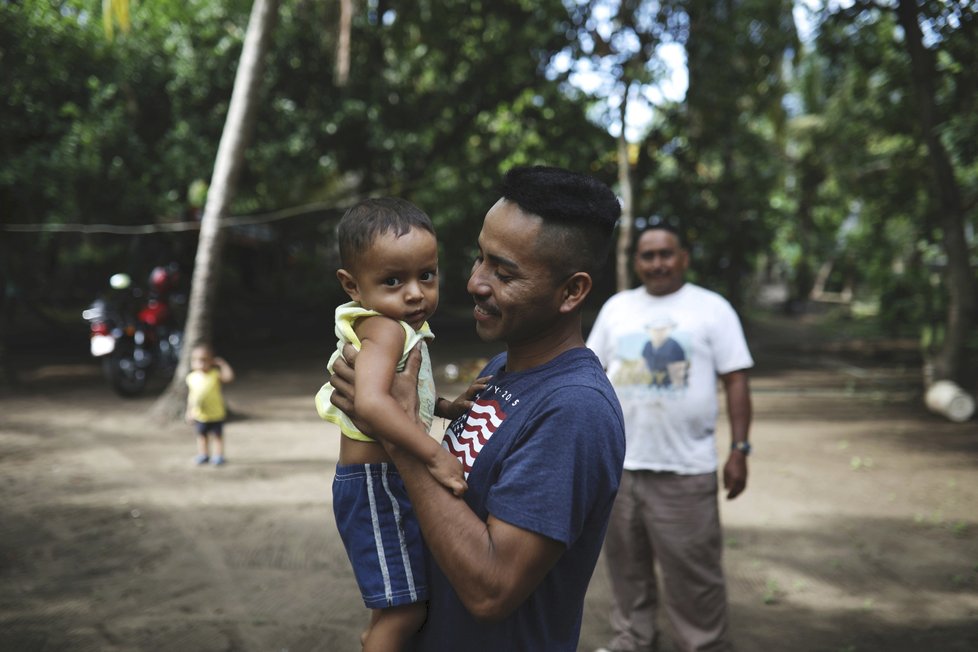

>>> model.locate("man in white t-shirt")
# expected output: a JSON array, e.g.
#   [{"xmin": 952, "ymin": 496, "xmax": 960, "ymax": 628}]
[{"xmin": 587, "ymin": 222, "xmax": 753, "ymax": 652}]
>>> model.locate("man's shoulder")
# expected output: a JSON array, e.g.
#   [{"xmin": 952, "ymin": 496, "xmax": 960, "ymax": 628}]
[
  {"xmin": 591, "ymin": 288, "xmax": 646, "ymax": 326},
  {"xmin": 520, "ymin": 349, "xmax": 614, "ymax": 398},
  {"xmin": 602, "ymin": 286, "xmax": 646, "ymax": 307},
  {"xmin": 681, "ymin": 282, "xmax": 732, "ymax": 305},
  {"xmin": 549, "ymin": 351, "xmax": 623, "ymax": 412}
]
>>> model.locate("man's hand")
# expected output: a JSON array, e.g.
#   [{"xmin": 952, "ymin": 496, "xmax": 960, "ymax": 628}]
[
  {"xmin": 722, "ymin": 452, "xmax": 747, "ymax": 500},
  {"xmin": 328, "ymin": 343, "xmax": 424, "ymax": 436},
  {"xmin": 327, "ymin": 343, "xmax": 360, "ymax": 423},
  {"xmin": 391, "ymin": 345, "xmax": 422, "ymax": 422}
]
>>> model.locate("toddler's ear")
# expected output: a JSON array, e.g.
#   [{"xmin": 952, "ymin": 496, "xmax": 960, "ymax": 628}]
[{"xmin": 336, "ymin": 269, "xmax": 360, "ymax": 302}]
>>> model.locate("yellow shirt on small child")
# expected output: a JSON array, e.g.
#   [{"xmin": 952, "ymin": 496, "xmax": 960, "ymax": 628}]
[
  {"xmin": 187, "ymin": 368, "xmax": 226, "ymax": 423},
  {"xmin": 315, "ymin": 301, "xmax": 437, "ymax": 442}
]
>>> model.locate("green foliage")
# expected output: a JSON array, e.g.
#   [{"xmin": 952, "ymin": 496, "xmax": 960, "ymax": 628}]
[
  {"xmin": 0, "ymin": 0, "xmax": 614, "ymax": 339},
  {"xmin": 809, "ymin": 2, "xmax": 977, "ymax": 346},
  {"xmin": 626, "ymin": 0, "xmax": 797, "ymax": 307},
  {"xmin": 3, "ymin": 0, "xmax": 974, "ymax": 362}
]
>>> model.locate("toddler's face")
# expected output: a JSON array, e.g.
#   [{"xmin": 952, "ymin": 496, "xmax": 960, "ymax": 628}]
[
  {"xmin": 191, "ymin": 348, "xmax": 213, "ymax": 371},
  {"xmin": 342, "ymin": 227, "xmax": 439, "ymax": 331}
]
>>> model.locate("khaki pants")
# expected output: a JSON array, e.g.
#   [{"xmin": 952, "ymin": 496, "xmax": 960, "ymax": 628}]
[{"xmin": 603, "ymin": 470, "xmax": 731, "ymax": 652}]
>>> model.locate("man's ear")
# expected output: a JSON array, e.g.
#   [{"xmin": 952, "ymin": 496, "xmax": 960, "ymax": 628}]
[
  {"xmin": 558, "ymin": 272, "xmax": 592, "ymax": 314},
  {"xmin": 336, "ymin": 269, "xmax": 360, "ymax": 302}
]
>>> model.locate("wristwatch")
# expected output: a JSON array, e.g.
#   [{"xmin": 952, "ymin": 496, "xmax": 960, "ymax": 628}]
[{"xmin": 731, "ymin": 441, "xmax": 752, "ymax": 455}]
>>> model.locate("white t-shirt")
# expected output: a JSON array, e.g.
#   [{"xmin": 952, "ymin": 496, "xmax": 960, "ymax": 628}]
[{"xmin": 586, "ymin": 283, "xmax": 753, "ymax": 474}]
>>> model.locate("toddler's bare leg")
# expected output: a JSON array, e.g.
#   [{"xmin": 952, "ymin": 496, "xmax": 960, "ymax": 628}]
[
  {"xmin": 211, "ymin": 434, "xmax": 224, "ymax": 458},
  {"xmin": 362, "ymin": 603, "xmax": 426, "ymax": 652}
]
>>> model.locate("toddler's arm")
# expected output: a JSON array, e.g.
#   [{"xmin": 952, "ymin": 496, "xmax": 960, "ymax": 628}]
[
  {"xmin": 352, "ymin": 316, "xmax": 467, "ymax": 496},
  {"xmin": 213, "ymin": 357, "xmax": 235, "ymax": 383}
]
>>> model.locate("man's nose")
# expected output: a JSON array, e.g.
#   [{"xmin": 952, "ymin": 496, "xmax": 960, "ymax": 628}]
[{"xmin": 467, "ymin": 262, "xmax": 490, "ymax": 297}]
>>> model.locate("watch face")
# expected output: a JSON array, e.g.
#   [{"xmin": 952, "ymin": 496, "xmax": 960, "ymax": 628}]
[{"xmin": 734, "ymin": 442, "xmax": 751, "ymax": 454}]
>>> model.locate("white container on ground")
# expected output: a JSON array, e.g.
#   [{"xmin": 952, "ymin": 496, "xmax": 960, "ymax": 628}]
[{"xmin": 924, "ymin": 380, "xmax": 976, "ymax": 423}]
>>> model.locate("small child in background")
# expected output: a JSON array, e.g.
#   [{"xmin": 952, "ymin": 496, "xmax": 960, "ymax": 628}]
[
  {"xmin": 315, "ymin": 197, "xmax": 487, "ymax": 652},
  {"xmin": 186, "ymin": 343, "xmax": 235, "ymax": 466}
]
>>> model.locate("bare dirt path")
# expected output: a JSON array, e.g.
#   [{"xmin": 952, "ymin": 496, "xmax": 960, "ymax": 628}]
[{"xmin": 1, "ymin": 314, "xmax": 976, "ymax": 652}]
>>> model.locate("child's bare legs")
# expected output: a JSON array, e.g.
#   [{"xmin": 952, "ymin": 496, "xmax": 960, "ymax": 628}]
[
  {"xmin": 211, "ymin": 434, "xmax": 224, "ymax": 458},
  {"xmin": 362, "ymin": 603, "xmax": 426, "ymax": 652},
  {"xmin": 195, "ymin": 434, "xmax": 209, "ymax": 459}
]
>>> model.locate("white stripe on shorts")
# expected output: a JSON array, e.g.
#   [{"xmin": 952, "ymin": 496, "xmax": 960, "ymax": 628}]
[
  {"xmin": 380, "ymin": 463, "xmax": 418, "ymax": 602},
  {"xmin": 365, "ymin": 463, "xmax": 393, "ymax": 603}
]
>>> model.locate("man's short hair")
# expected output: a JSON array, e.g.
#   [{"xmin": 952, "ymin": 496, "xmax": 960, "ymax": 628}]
[
  {"xmin": 499, "ymin": 166, "xmax": 621, "ymax": 278},
  {"xmin": 336, "ymin": 197, "xmax": 435, "ymax": 270},
  {"xmin": 633, "ymin": 218, "xmax": 687, "ymax": 255}
]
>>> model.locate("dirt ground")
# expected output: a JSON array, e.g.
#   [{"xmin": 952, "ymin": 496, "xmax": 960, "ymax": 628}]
[{"xmin": 1, "ymin": 312, "xmax": 976, "ymax": 652}]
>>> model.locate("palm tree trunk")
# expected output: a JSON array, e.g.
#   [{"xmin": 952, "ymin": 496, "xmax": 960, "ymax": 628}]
[
  {"xmin": 153, "ymin": 0, "xmax": 279, "ymax": 420},
  {"xmin": 616, "ymin": 86, "xmax": 634, "ymax": 292},
  {"xmin": 896, "ymin": 0, "xmax": 976, "ymax": 384}
]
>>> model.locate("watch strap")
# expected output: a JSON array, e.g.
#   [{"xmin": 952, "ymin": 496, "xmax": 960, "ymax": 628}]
[{"xmin": 731, "ymin": 441, "xmax": 752, "ymax": 455}]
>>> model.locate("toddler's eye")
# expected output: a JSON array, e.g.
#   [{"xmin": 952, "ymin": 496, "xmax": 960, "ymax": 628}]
[
  {"xmin": 383, "ymin": 277, "xmax": 399, "ymax": 287},
  {"xmin": 421, "ymin": 271, "xmax": 436, "ymax": 282}
]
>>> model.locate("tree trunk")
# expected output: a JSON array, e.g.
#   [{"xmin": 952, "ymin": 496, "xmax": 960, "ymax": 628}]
[
  {"xmin": 616, "ymin": 87, "xmax": 634, "ymax": 292},
  {"xmin": 335, "ymin": 0, "xmax": 352, "ymax": 86},
  {"xmin": 720, "ymin": 145, "xmax": 744, "ymax": 311},
  {"xmin": 896, "ymin": 0, "xmax": 976, "ymax": 384},
  {"xmin": 152, "ymin": 0, "xmax": 279, "ymax": 421}
]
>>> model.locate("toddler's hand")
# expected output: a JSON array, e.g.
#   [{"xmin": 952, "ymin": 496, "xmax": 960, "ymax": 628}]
[
  {"xmin": 436, "ymin": 375, "xmax": 492, "ymax": 421},
  {"xmin": 428, "ymin": 447, "xmax": 468, "ymax": 497}
]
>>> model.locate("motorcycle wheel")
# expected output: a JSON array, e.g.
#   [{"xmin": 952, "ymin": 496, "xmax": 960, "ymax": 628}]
[{"xmin": 103, "ymin": 352, "xmax": 148, "ymax": 397}]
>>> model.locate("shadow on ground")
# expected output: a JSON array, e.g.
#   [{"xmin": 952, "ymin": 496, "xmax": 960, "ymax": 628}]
[{"xmin": 2, "ymin": 310, "xmax": 977, "ymax": 652}]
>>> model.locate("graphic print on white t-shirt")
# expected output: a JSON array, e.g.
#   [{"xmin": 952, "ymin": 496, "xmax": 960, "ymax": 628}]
[
  {"xmin": 610, "ymin": 313, "xmax": 691, "ymax": 394},
  {"xmin": 444, "ymin": 398, "xmax": 507, "ymax": 478}
]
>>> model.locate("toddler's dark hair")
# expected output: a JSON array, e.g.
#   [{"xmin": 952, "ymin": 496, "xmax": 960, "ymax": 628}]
[{"xmin": 337, "ymin": 197, "xmax": 434, "ymax": 269}]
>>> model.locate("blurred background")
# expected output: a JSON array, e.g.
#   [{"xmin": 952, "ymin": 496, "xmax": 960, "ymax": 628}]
[{"xmin": 1, "ymin": 0, "xmax": 976, "ymax": 403}]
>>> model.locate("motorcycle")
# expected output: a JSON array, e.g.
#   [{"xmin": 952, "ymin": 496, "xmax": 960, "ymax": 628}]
[{"xmin": 82, "ymin": 266, "xmax": 185, "ymax": 397}]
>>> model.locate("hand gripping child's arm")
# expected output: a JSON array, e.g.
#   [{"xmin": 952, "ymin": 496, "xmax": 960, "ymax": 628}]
[{"xmin": 352, "ymin": 315, "xmax": 467, "ymax": 497}]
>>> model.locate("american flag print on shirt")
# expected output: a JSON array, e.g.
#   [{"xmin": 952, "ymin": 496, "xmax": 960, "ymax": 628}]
[{"xmin": 443, "ymin": 399, "xmax": 507, "ymax": 478}]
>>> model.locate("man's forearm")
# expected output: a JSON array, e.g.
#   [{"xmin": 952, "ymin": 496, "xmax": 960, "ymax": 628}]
[
  {"xmin": 388, "ymin": 444, "xmax": 561, "ymax": 621},
  {"xmin": 387, "ymin": 446, "xmax": 498, "ymax": 609},
  {"xmin": 724, "ymin": 371, "xmax": 752, "ymax": 443}
]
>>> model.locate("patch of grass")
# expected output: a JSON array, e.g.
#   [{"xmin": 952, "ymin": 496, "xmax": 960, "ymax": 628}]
[
  {"xmin": 849, "ymin": 456, "xmax": 874, "ymax": 471},
  {"xmin": 950, "ymin": 573, "xmax": 970, "ymax": 587},
  {"xmin": 763, "ymin": 578, "xmax": 780, "ymax": 605},
  {"xmin": 949, "ymin": 521, "xmax": 968, "ymax": 537}
]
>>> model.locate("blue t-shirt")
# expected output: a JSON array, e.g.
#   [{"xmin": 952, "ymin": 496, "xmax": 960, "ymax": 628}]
[{"xmin": 418, "ymin": 347, "xmax": 626, "ymax": 652}]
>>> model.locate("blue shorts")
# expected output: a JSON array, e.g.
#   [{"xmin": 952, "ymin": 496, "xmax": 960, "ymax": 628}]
[
  {"xmin": 332, "ymin": 463, "xmax": 428, "ymax": 609},
  {"xmin": 194, "ymin": 420, "xmax": 224, "ymax": 436}
]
